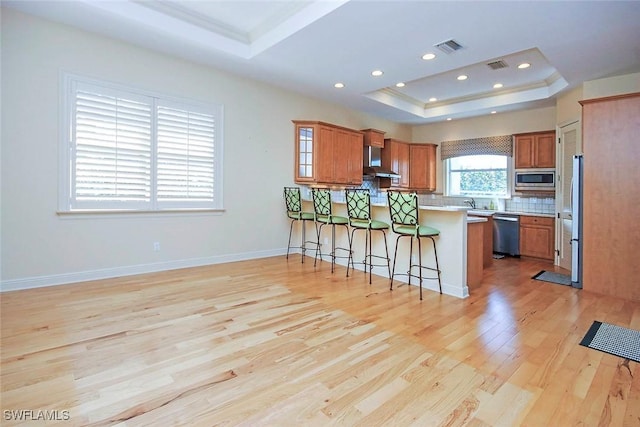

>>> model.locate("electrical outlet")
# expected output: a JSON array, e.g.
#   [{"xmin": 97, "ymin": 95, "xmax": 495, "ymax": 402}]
[{"xmin": 153, "ymin": 242, "xmax": 160, "ymax": 251}]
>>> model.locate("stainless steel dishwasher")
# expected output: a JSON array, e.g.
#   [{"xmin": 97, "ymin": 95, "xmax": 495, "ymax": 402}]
[{"xmin": 493, "ymin": 214, "xmax": 520, "ymax": 256}]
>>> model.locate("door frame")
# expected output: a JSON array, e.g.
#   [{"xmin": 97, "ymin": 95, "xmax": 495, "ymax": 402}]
[{"xmin": 555, "ymin": 118, "xmax": 582, "ymax": 269}]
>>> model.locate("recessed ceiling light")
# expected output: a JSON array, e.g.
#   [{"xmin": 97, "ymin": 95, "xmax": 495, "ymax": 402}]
[
  {"xmin": 493, "ymin": 83, "xmax": 503, "ymax": 89},
  {"xmin": 371, "ymin": 70, "xmax": 383, "ymax": 77},
  {"xmin": 422, "ymin": 53, "xmax": 436, "ymax": 60},
  {"xmin": 457, "ymin": 74, "xmax": 468, "ymax": 81},
  {"xmin": 518, "ymin": 62, "xmax": 531, "ymax": 69},
  {"xmin": 334, "ymin": 82, "xmax": 345, "ymax": 88},
  {"xmin": 429, "ymin": 97, "xmax": 437, "ymax": 102},
  {"xmin": 396, "ymin": 82, "xmax": 405, "ymax": 88}
]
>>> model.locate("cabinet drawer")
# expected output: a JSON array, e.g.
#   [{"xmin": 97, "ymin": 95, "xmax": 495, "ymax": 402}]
[{"xmin": 520, "ymin": 215, "xmax": 554, "ymax": 226}]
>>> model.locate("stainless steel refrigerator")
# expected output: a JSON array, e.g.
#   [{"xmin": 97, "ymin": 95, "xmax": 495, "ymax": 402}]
[{"xmin": 571, "ymin": 155, "xmax": 583, "ymax": 288}]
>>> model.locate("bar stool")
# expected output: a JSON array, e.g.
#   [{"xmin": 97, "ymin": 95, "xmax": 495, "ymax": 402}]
[
  {"xmin": 345, "ymin": 188, "xmax": 391, "ymax": 284},
  {"xmin": 312, "ymin": 188, "xmax": 351, "ymax": 273},
  {"xmin": 284, "ymin": 187, "xmax": 318, "ymax": 263},
  {"xmin": 387, "ymin": 191, "xmax": 442, "ymax": 300}
]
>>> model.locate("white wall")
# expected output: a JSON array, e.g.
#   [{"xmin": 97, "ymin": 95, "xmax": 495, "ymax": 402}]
[
  {"xmin": 411, "ymin": 106, "xmax": 557, "ymax": 192},
  {"xmin": 0, "ymin": 9, "xmax": 409, "ymax": 290}
]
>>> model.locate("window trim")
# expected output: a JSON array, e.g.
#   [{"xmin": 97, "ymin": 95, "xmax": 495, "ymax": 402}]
[
  {"xmin": 59, "ymin": 72, "xmax": 224, "ymax": 213},
  {"xmin": 444, "ymin": 154, "xmax": 513, "ymax": 198}
]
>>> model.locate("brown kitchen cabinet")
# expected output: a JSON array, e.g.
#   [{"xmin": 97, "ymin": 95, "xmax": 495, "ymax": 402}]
[
  {"xmin": 382, "ymin": 139, "xmax": 436, "ymax": 191},
  {"xmin": 293, "ymin": 120, "xmax": 363, "ymax": 185},
  {"xmin": 381, "ymin": 138, "xmax": 410, "ymax": 189},
  {"xmin": 581, "ymin": 92, "xmax": 640, "ymax": 302},
  {"xmin": 409, "ymin": 143, "xmax": 437, "ymax": 191},
  {"xmin": 514, "ymin": 131, "xmax": 556, "ymax": 169},
  {"xmin": 468, "ymin": 214, "xmax": 494, "ymax": 268},
  {"xmin": 362, "ymin": 128, "xmax": 385, "ymax": 148},
  {"xmin": 519, "ymin": 215, "xmax": 555, "ymax": 260},
  {"xmin": 467, "ymin": 221, "xmax": 484, "ymax": 288}
]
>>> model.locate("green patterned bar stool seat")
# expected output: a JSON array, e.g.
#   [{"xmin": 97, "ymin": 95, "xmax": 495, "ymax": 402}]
[
  {"xmin": 312, "ymin": 188, "xmax": 351, "ymax": 273},
  {"xmin": 284, "ymin": 187, "xmax": 319, "ymax": 263},
  {"xmin": 387, "ymin": 191, "xmax": 442, "ymax": 300},
  {"xmin": 345, "ymin": 188, "xmax": 391, "ymax": 284}
]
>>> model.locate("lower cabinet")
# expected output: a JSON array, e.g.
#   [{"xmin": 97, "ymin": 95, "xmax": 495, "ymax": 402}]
[
  {"xmin": 467, "ymin": 221, "xmax": 484, "ymax": 287},
  {"xmin": 469, "ymin": 215, "xmax": 494, "ymax": 267},
  {"xmin": 519, "ymin": 215, "xmax": 555, "ymax": 260}
]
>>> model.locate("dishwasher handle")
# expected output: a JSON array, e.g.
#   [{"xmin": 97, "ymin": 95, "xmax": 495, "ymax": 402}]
[{"xmin": 494, "ymin": 215, "xmax": 519, "ymax": 222}]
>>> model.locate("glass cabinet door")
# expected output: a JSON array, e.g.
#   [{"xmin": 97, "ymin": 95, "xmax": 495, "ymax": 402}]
[{"xmin": 296, "ymin": 125, "xmax": 314, "ymax": 181}]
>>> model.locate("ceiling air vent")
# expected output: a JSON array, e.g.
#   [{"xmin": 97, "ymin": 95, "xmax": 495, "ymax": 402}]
[
  {"xmin": 434, "ymin": 39, "xmax": 464, "ymax": 54},
  {"xmin": 487, "ymin": 60, "xmax": 509, "ymax": 70}
]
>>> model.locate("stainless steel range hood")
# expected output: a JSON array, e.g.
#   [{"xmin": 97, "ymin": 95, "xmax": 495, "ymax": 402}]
[{"xmin": 363, "ymin": 146, "xmax": 400, "ymax": 178}]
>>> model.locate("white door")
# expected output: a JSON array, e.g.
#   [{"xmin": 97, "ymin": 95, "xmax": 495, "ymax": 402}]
[{"xmin": 556, "ymin": 120, "xmax": 580, "ymax": 270}]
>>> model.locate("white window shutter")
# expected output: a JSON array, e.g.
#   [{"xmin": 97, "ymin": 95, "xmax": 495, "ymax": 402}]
[
  {"xmin": 72, "ymin": 83, "xmax": 152, "ymax": 209},
  {"xmin": 63, "ymin": 75, "xmax": 222, "ymax": 212},
  {"xmin": 156, "ymin": 103, "xmax": 216, "ymax": 208}
]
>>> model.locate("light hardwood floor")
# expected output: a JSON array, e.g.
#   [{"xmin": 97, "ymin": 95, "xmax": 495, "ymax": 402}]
[{"xmin": 2, "ymin": 255, "xmax": 639, "ymax": 426}]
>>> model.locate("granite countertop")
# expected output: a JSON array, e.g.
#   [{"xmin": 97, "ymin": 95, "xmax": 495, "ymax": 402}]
[{"xmin": 467, "ymin": 209, "xmax": 554, "ymax": 218}]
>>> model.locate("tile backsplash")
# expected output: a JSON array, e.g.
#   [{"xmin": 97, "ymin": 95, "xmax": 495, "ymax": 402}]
[
  {"xmin": 364, "ymin": 178, "xmax": 555, "ymax": 214},
  {"xmin": 301, "ymin": 178, "xmax": 555, "ymax": 215}
]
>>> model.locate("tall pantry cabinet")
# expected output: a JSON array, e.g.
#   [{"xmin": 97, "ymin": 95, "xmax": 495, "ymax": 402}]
[{"xmin": 580, "ymin": 92, "xmax": 640, "ymax": 302}]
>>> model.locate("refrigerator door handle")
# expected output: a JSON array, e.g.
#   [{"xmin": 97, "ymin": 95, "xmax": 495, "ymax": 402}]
[{"xmin": 569, "ymin": 177, "xmax": 573, "ymax": 218}]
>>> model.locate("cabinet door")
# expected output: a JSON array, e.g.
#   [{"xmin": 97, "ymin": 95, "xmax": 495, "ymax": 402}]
[
  {"xmin": 515, "ymin": 132, "xmax": 556, "ymax": 168},
  {"xmin": 362, "ymin": 129, "xmax": 384, "ymax": 148},
  {"xmin": 535, "ymin": 133, "xmax": 556, "ymax": 168},
  {"xmin": 409, "ymin": 144, "xmax": 436, "ymax": 191},
  {"xmin": 520, "ymin": 216, "xmax": 555, "ymax": 260},
  {"xmin": 514, "ymin": 135, "xmax": 535, "ymax": 168},
  {"xmin": 316, "ymin": 126, "xmax": 335, "ymax": 183},
  {"xmin": 294, "ymin": 124, "xmax": 315, "ymax": 183},
  {"xmin": 382, "ymin": 139, "xmax": 406, "ymax": 188},
  {"xmin": 397, "ymin": 142, "xmax": 410, "ymax": 188},
  {"xmin": 347, "ymin": 131, "xmax": 363, "ymax": 185}
]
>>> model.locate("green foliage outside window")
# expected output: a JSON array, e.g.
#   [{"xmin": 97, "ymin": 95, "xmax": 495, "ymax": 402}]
[{"xmin": 460, "ymin": 170, "xmax": 507, "ymax": 195}]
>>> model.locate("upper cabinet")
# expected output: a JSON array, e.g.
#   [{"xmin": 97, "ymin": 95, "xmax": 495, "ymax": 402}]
[
  {"xmin": 362, "ymin": 128, "xmax": 385, "ymax": 148},
  {"xmin": 409, "ymin": 144, "xmax": 437, "ymax": 192},
  {"xmin": 514, "ymin": 131, "xmax": 556, "ymax": 168},
  {"xmin": 293, "ymin": 120, "xmax": 363, "ymax": 186},
  {"xmin": 382, "ymin": 139, "xmax": 437, "ymax": 192},
  {"xmin": 381, "ymin": 138, "xmax": 410, "ymax": 188}
]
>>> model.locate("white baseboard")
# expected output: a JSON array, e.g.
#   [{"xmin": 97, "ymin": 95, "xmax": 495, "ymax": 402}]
[
  {"xmin": 1, "ymin": 248, "xmax": 468, "ymax": 299},
  {"xmin": 0, "ymin": 248, "xmax": 285, "ymax": 292}
]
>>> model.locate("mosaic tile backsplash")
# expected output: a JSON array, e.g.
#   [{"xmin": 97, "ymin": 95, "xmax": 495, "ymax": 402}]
[{"xmin": 300, "ymin": 177, "xmax": 555, "ymax": 215}]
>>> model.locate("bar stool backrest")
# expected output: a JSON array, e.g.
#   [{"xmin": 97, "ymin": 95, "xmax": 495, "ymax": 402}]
[
  {"xmin": 387, "ymin": 191, "xmax": 419, "ymax": 230},
  {"xmin": 312, "ymin": 188, "xmax": 332, "ymax": 220},
  {"xmin": 345, "ymin": 189, "xmax": 371, "ymax": 222},
  {"xmin": 284, "ymin": 187, "xmax": 302, "ymax": 219}
]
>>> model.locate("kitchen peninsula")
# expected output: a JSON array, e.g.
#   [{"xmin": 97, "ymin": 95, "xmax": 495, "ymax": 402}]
[{"xmin": 294, "ymin": 198, "xmax": 484, "ymax": 299}]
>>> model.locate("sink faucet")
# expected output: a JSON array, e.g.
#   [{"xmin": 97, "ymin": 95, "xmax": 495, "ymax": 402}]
[{"xmin": 464, "ymin": 198, "xmax": 476, "ymax": 209}]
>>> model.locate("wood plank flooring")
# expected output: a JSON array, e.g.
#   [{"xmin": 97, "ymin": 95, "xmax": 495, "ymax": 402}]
[{"xmin": 2, "ymin": 256, "xmax": 639, "ymax": 426}]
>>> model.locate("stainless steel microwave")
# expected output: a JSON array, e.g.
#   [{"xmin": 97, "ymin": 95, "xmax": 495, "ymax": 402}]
[{"xmin": 514, "ymin": 169, "xmax": 555, "ymax": 191}]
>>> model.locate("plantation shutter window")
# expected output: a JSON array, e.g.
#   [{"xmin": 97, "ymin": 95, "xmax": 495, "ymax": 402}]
[
  {"xmin": 63, "ymin": 75, "xmax": 223, "ymax": 212},
  {"xmin": 156, "ymin": 103, "xmax": 216, "ymax": 208},
  {"xmin": 72, "ymin": 83, "xmax": 153, "ymax": 210}
]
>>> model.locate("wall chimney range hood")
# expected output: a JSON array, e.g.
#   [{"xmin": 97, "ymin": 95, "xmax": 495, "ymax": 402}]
[{"xmin": 363, "ymin": 146, "xmax": 400, "ymax": 178}]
